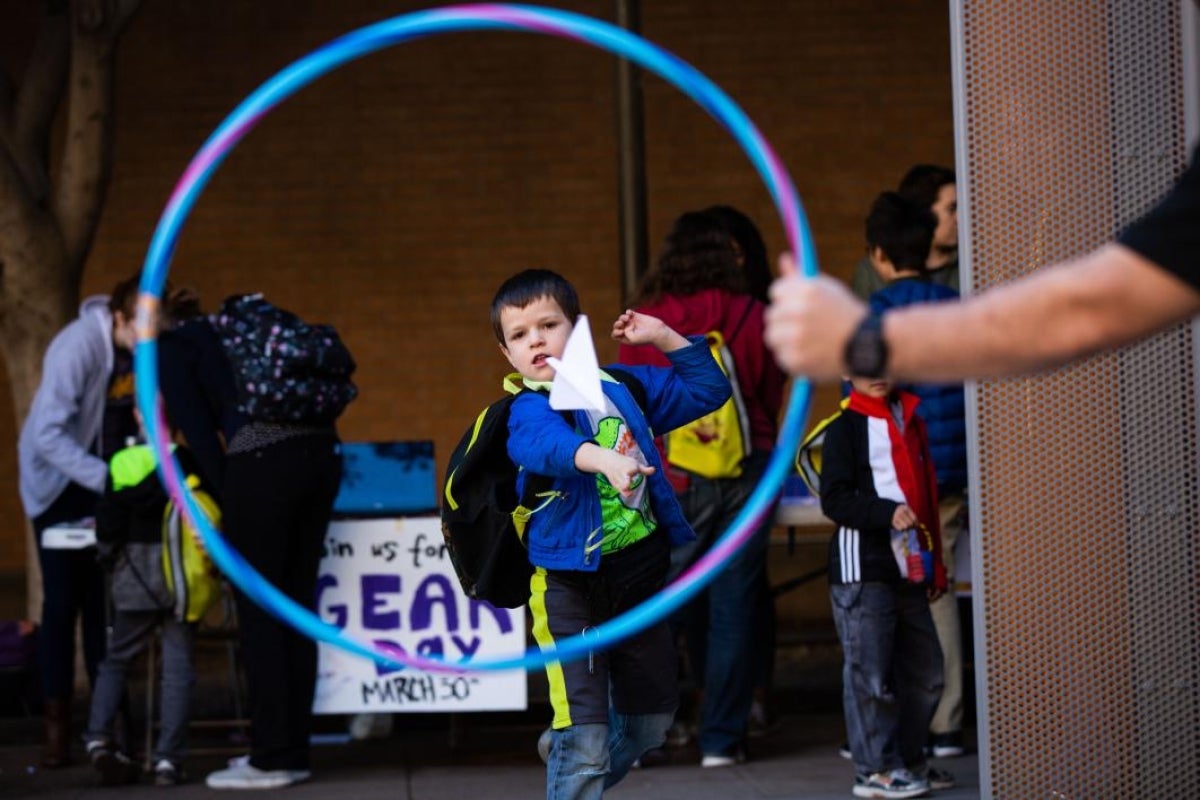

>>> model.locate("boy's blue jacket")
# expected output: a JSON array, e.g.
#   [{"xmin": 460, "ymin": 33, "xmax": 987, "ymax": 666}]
[
  {"xmin": 507, "ymin": 336, "xmax": 731, "ymax": 572},
  {"xmin": 869, "ymin": 277, "xmax": 967, "ymax": 495}
]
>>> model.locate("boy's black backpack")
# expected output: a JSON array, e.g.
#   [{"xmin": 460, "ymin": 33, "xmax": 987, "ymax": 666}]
[
  {"xmin": 210, "ymin": 294, "xmax": 358, "ymax": 424},
  {"xmin": 440, "ymin": 370, "xmax": 646, "ymax": 609}
]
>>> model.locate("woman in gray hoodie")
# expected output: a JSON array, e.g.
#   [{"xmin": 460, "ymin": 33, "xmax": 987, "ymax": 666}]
[{"xmin": 18, "ymin": 276, "xmax": 145, "ymax": 767}]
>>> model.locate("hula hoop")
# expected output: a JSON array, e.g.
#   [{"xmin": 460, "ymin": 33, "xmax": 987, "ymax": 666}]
[{"xmin": 134, "ymin": 3, "xmax": 817, "ymax": 674}]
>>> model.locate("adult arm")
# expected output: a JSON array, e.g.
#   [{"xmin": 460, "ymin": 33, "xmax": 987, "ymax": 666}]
[
  {"xmin": 765, "ymin": 244, "xmax": 1200, "ymax": 383},
  {"xmin": 29, "ymin": 335, "xmax": 108, "ymax": 492},
  {"xmin": 159, "ymin": 332, "xmax": 226, "ymax": 492}
]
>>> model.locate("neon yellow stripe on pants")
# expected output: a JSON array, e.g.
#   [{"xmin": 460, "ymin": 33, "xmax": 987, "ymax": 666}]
[{"xmin": 529, "ymin": 567, "xmax": 571, "ymax": 729}]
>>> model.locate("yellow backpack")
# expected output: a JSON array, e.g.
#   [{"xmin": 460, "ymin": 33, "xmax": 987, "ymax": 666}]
[
  {"xmin": 665, "ymin": 306, "xmax": 755, "ymax": 479},
  {"xmin": 794, "ymin": 398, "xmax": 852, "ymax": 495},
  {"xmin": 162, "ymin": 473, "xmax": 223, "ymax": 623}
]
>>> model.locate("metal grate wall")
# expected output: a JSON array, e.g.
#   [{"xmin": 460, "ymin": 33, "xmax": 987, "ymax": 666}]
[{"xmin": 951, "ymin": 1, "xmax": 1200, "ymax": 797}]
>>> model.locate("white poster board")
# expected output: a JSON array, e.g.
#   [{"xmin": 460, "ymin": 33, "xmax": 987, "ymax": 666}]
[{"xmin": 313, "ymin": 516, "xmax": 528, "ymax": 713}]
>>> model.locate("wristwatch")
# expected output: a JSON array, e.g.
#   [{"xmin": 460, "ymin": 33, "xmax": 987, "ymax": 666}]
[{"xmin": 844, "ymin": 310, "xmax": 889, "ymax": 378}]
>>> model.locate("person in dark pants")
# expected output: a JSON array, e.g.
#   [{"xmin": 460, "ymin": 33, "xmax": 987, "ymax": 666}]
[
  {"xmin": 177, "ymin": 295, "xmax": 354, "ymax": 791},
  {"xmin": 211, "ymin": 429, "xmax": 342, "ymax": 788},
  {"xmin": 619, "ymin": 211, "xmax": 786, "ymax": 767},
  {"xmin": 29, "ymin": 484, "xmax": 108, "ymax": 766},
  {"xmin": 19, "ymin": 276, "xmax": 198, "ymax": 767},
  {"xmin": 19, "ymin": 278, "xmax": 145, "ymax": 767}
]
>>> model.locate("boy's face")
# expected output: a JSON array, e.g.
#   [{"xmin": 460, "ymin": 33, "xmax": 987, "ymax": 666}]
[
  {"xmin": 848, "ymin": 374, "xmax": 894, "ymax": 399},
  {"xmin": 497, "ymin": 295, "xmax": 573, "ymax": 382},
  {"xmin": 931, "ymin": 183, "xmax": 958, "ymax": 250},
  {"xmin": 112, "ymin": 310, "xmax": 138, "ymax": 351}
]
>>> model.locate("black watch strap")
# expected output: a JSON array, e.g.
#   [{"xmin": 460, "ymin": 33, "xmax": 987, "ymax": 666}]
[{"xmin": 844, "ymin": 311, "xmax": 889, "ymax": 378}]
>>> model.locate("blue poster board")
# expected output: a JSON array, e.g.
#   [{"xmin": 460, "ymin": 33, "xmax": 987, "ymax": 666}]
[{"xmin": 333, "ymin": 441, "xmax": 437, "ymax": 517}]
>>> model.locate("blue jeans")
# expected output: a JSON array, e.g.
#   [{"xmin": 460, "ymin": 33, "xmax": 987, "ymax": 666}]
[
  {"xmin": 545, "ymin": 709, "xmax": 673, "ymax": 800},
  {"xmin": 830, "ymin": 581, "xmax": 944, "ymax": 775},
  {"xmin": 86, "ymin": 610, "xmax": 195, "ymax": 763},
  {"xmin": 673, "ymin": 450, "xmax": 774, "ymax": 758}
]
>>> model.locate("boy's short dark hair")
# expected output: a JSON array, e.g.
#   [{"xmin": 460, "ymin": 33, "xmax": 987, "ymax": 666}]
[
  {"xmin": 865, "ymin": 191, "xmax": 937, "ymax": 273},
  {"xmin": 490, "ymin": 269, "xmax": 581, "ymax": 344},
  {"xmin": 897, "ymin": 164, "xmax": 955, "ymax": 210}
]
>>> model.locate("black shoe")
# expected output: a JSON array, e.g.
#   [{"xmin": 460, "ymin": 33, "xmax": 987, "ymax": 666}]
[
  {"xmin": 154, "ymin": 758, "xmax": 186, "ymax": 786},
  {"xmin": 838, "ymin": 741, "xmax": 853, "ymax": 760},
  {"xmin": 929, "ymin": 731, "xmax": 966, "ymax": 758},
  {"xmin": 917, "ymin": 764, "xmax": 956, "ymax": 789},
  {"xmin": 635, "ymin": 746, "xmax": 670, "ymax": 768},
  {"xmin": 87, "ymin": 741, "xmax": 139, "ymax": 786}
]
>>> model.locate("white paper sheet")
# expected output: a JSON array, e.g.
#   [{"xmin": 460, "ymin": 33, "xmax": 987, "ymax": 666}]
[{"xmin": 546, "ymin": 314, "xmax": 606, "ymax": 413}]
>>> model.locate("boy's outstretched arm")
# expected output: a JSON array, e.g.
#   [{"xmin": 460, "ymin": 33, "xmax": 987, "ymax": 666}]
[
  {"xmin": 611, "ymin": 309, "xmax": 690, "ymax": 353},
  {"xmin": 574, "ymin": 443, "xmax": 655, "ymax": 493}
]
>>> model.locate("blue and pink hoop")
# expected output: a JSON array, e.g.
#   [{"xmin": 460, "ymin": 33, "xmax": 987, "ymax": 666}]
[{"xmin": 134, "ymin": 3, "xmax": 817, "ymax": 674}]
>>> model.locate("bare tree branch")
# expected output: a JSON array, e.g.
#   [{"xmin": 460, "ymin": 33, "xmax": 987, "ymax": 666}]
[
  {"xmin": 4, "ymin": 7, "xmax": 72, "ymax": 205},
  {"xmin": 0, "ymin": 147, "xmax": 36, "ymax": 229},
  {"xmin": 53, "ymin": 0, "xmax": 143, "ymax": 272},
  {"xmin": 15, "ymin": 8, "xmax": 70, "ymax": 152},
  {"xmin": 0, "ymin": 71, "xmax": 13, "ymax": 130}
]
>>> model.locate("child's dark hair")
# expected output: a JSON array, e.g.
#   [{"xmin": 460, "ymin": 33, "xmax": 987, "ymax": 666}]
[
  {"xmin": 491, "ymin": 269, "xmax": 581, "ymax": 345},
  {"xmin": 108, "ymin": 275, "xmax": 142, "ymax": 320},
  {"xmin": 108, "ymin": 274, "xmax": 203, "ymax": 326},
  {"xmin": 865, "ymin": 191, "xmax": 936, "ymax": 273},
  {"xmin": 897, "ymin": 164, "xmax": 955, "ymax": 210},
  {"xmin": 704, "ymin": 204, "xmax": 770, "ymax": 303},
  {"xmin": 631, "ymin": 210, "xmax": 745, "ymax": 306}
]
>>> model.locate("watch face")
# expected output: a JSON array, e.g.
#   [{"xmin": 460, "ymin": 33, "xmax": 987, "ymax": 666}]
[{"xmin": 845, "ymin": 314, "xmax": 887, "ymax": 378}]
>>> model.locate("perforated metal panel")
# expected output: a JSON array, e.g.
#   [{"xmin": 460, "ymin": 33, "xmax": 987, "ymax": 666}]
[{"xmin": 951, "ymin": 2, "xmax": 1200, "ymax": 797}]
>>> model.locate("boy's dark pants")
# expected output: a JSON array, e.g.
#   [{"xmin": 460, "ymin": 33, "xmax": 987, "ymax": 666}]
[
  {"xmin": 224, "ymin": 432, "xmax": 341, "ymax": 772},
  {"xmin": 533, "ymin": 533, "xmax": 677, "ymax": 800},
  {"xmin": 830, "ymin": 581, "xmax": 944, "ymax": 776}
]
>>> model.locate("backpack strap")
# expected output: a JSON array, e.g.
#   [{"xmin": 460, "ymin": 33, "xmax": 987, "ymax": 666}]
[
  {"xmin": 603, "ymin": 367, "xmax": 647, "ymax": 412},
  {"xmin": 794, "ymin": 397, "xmax": 852, "ymax": 495},
  {"xmin": 725, "ymin": 296, "xmax": 757, "ymax": 346},
  {"xmin": 513, "ymin": 387, "xmax": 571, "ymax": 519}
]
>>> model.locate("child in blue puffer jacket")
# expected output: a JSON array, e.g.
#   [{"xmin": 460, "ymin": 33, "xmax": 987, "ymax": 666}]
[{"xmin": 491, "ymin": 269, "xmax": 729, "ymax": 800}]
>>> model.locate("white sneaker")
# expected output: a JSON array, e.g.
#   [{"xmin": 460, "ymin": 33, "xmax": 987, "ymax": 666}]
[
  {"xmin": 348, "ymin": 712, "xmax": 394, "ymax": 741},
  {"xmin": 206, "ymin": 760, "xmax": 311, "ymax": 790},
  {"xmin": 700, "ymin": 749, "xmax": 746, "ymax": 768},
  {"xmin": 852, "ymin": 768, "xmax": 930, "ymax": 799}
]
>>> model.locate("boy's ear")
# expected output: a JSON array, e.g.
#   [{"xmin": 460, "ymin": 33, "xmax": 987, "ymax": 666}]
[
  {"xmin": 869, "ymin": 246, "xmax": 893, "ymax": 280},
  {"xmin": 498, "ymin": 340, "xmax": 518, "ymax": 371}
]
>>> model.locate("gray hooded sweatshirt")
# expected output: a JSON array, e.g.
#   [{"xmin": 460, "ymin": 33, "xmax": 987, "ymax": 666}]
[{"xmin": 18, "ymin": 296, "xmax": 115, "ymax": 518}]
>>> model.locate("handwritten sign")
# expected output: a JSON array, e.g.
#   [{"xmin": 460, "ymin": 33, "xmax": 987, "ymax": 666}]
[{"xmin": 313, "ymin": 516, "xmax": 528, "ymax": 713}]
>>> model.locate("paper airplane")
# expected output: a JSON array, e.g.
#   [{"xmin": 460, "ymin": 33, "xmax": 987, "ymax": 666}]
[{"xmin": 547, "ymin": 314, "xmax": 606, "ymax": 413}]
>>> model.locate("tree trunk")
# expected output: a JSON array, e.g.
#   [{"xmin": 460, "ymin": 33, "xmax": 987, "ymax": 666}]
[{"xmin": 0, "ymin": 0, "xmax": 143, "ymax": 619}]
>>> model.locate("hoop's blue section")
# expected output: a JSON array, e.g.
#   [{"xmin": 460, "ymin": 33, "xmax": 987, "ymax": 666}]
[{"xmin": 134, "ymin": 3, "xmax": 818, "ymax": 674}]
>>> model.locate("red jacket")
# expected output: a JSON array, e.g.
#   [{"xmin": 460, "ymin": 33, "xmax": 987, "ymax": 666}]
[{"xmin": 617, "ymin": 288, "xmax": 786, "ymax": 452}]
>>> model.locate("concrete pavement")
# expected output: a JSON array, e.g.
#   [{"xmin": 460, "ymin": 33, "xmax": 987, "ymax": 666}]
[{"xmin": 0, "ymin": 706, "xmax": 980, "ymax": 799}]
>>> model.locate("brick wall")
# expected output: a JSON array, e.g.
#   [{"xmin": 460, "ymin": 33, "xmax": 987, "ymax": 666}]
[{"xmin": 0, "ymin": 1, "xmax": 954, "ymax": 600}]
